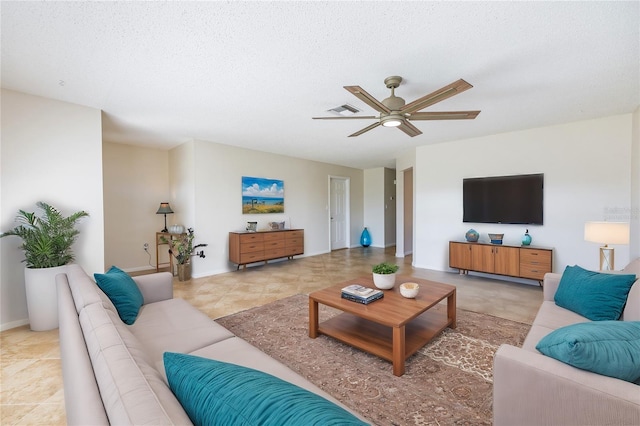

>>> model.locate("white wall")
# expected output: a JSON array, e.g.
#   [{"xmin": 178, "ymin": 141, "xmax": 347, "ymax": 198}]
[
  {"xmin": 631, "ymin": 106, "xmax": 640, "ymax": 260},
  {"xmin": 169, "ymin": 139, "xmax": 364, "ymax": 277},
  {"xmin": 1, "ymin": 90, "xmax": 104, "ymax": 330},
  {"xmin": 395, "ymin": 149, "xmax": 416, "ymax": 257},
  {"xmin": 363, "ymin": 168, "xmax": 384, "ymax": 248},
  {"xmin": 103, "ymin": 142, "xmax": 170, "ymax": 271},
  {"xmin": 169, "ymin": 141, "xmax": 196, "ymax": 229},
  {"xmin": 384, "ymin": 167, "xmax": 397, "ymax": 247},
  {"xmin": 414, "ymin": 114, "xmax": 634, "ymax": 274}
]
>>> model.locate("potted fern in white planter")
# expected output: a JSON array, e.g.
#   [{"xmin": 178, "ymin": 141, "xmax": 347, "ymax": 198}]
[
  {"xmin": 1, "ymin": 202, "xmax": 88, "ymax": 330},
  {"xmin": 372, "ymin": 262, "xmax": 399, "ymax": 290}
]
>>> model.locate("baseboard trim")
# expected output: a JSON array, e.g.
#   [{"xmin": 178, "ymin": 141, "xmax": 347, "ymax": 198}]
[{"xmin": 1, "ymin": 318, "xmax": 29, "ymax": 332}]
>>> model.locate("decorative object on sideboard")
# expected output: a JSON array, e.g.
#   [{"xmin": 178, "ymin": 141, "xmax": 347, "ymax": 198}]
[
  {"xmin": 156, "ymin": 202, "xmax": 174, "ymax": 233},
  {"xmin": 584, "ymin": 221, "xmax": 630, "ymax": 271},
  {"xmin": 465, "ymin": 229, "xmax": 479, "ymax": 242},
  {"xmin": 488, "ymin": 233, "xmax": 504, "ymax": 244},
  {"xmin": 372, "ymin": 262, "xmax": 399, "ymax": 289},
  {"xmin": 168, "ymin": 224, "xmax": 185, "ymax": 234},
  {"xmin": 269, "ymin": 221, "xmax": 285, "ymax": 230},
  {"xmin": 162, "ymin": 228, "xmax": 207, "ymax": 281},
  {"xmin": 246, "ymin": 222, "xmax": 257, "ymax": 232},
  {"xmin": 1, "ymin": 201, "xmax": 89, "ymax": 331},
  {"xmin": 360, "ymin": 227, "xmax": 371, "ymax": 247},
  {"xmin": 522, "ymin": 229, "xmax": 532, "ymax": 246},
  {"xmin": 399, "ymin": 282, "xmax": 420, "ymax": 298}
]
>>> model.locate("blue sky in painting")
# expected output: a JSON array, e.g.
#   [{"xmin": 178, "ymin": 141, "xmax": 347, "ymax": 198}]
[{"xmin": 242, "ymin": 176, "xmax": 284, "ymax": 199}]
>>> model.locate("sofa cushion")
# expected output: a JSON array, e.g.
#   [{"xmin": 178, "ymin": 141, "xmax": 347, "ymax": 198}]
[
  {"xmin": 129, "ymin": 298, "xmax": 234, "ymax": 368},
  {"xmin": 535, "ymin": 321, "xmax": 640, "ymax": 383},
  {"xmin": 94, "ymin": 266, "xmax": 144, "ymax": 325},
  {"xmin": 163, "ymin": 352, "xmax": 367, "ymax": 426},
  {"xmin": 189, "ymin": 336, "xmax": 353, "ymax": 408},
  {"xmin": 554, "ymin": 265, "xmax": 636, "ymax": 321},
  {"xmin": 80, "ymin": 303, "xmax": 192, "ymax": 425},
  {"xmin": 65, "ymin": 264, "xmax": 114, "ymax": 313}
]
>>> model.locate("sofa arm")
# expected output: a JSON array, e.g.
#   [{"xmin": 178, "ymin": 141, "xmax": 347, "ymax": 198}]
[
  {"xmin": 493, "ymin": 344, "xmax": 640, "ymax": 426},
  {"xmin": 133, "ymin": 272, "xmax": 173, "ymax": 304},
  {"xmin": 542, "ymin": 272, "xmax": 562, "ymax": 301}
]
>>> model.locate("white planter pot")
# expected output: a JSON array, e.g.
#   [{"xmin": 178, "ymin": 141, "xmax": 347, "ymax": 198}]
[
  {"xmin": 24, "ymin": 265, "xmax": 67, "ymax": 331},
  {"xmin": 373, "ymin": 272, "xmax": 396, "ymax": 290}
]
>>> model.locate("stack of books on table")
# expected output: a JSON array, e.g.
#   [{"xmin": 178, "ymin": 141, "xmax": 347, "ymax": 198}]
[{"xmin": 341, "ymin": 284, "xmax": 384, "ymax": 305}]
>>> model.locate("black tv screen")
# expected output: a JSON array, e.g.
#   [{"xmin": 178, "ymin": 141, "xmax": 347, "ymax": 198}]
[{"xmin": 463, "ymin": 173, "xmax": 544, "ymax": 225}]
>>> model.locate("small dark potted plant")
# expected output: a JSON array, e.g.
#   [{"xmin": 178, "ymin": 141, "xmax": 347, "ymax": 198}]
[
  {"xmin": 1, "ymin": 201, "xmax": 89, "ymax": 330},
  {"xmin": 372, "ymin": 262, "xmax": 399, "ymax": 290},
  {"xmin": 164, "ymin": 228, "xmax": 207, "ymax": 281}
]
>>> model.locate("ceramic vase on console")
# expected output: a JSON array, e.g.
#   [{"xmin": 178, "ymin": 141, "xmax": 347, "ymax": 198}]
[
  {"xmin": 522, "ymin": 229, "xmax": 532, "ymax": 246},
  {"xmin": 169, "ymin": 224, "xmax": 184, "ymax": 234},
  {"xmin": 360, "ymin": 227, "xmax": 371, "ymax": 247},
  {"xmin": 465, "ymin": 229, "xmax": 479, "ymax": 242}
]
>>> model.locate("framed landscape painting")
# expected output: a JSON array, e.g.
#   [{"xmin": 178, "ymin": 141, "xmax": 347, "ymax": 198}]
[{"xmin": 242, "ymin": 176, "xmax": 284, "ymax": 214}]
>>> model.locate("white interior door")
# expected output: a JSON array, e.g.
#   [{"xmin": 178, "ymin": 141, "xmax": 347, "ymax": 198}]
[{"xmin": 330, "ymin": 177, "xmax": 349, "ymax": 250}]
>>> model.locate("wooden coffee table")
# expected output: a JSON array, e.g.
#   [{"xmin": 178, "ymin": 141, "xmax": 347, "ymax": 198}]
[{"xmin": 309, "ymin": 275, "xmax": 456, "ymax": 376}]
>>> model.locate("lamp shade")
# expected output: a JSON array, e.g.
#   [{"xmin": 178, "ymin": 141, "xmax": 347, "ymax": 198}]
[
  {"xmin": 156, "ymin": 202, "xmax": 174, "ymax": 215},
  {"xmin": 584, "ymin": 222, "xmax": 629, "ymax": 245}
]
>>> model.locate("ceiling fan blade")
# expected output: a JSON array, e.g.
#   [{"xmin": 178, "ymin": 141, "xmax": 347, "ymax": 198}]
[
  {"xmin": 312, "ymin": 116, "xmax": 377, "ymax": 120},
  {"xmin": 344, "ymin": 86, "xmax": 391, "ymax": 114},
  {"xmin": 408, "ymin": 110, "xmax": 481, "ymax": 120},
  {"xmin": 401, "ymin": 79, "xmax": 473, "ymax": 114},
  {"xmin": 348, "ymin": 121, "xmax": 381, "ymax": 137},
  {"xmin": 397, "ymin": 120, "xmax": 422, "ymax": 137}
]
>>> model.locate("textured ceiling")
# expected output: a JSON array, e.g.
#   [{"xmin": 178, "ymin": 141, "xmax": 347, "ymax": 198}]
[{"xmin": 2, "ymin": 1, "xmax": 638, "ymax": 169}]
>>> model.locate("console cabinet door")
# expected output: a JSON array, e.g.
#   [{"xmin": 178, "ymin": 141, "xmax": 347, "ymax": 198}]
[
  {"xmin": 449, "ymin": 242, "xmax": 471, "ymax": 270},
  {"xmin": 494, "ymin": 246, "xmax": 520, "ymax": 276},
  {"xmin": 471, "ymin": 245, "xmax": 495, "ymax": 273}
]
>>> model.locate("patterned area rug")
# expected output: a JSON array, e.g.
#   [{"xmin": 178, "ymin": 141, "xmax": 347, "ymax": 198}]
[{"xmin": 216, "ymin": 294, "xmax": 530, "ymax": 426}]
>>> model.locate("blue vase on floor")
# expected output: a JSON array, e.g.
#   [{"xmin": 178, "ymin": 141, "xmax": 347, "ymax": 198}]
[{"xmin": 360, "ymin": 227, "xmax": 371, "ymax": 247}]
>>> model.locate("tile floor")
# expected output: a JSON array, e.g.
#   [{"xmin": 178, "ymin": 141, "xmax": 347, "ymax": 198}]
[{"xmin": 0, "ymin": 247, "xmax": 543, "ymax": 425}]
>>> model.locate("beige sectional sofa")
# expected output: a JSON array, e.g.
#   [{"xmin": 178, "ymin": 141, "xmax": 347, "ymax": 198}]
[
  {"xmin": 493, "ymin": 259, "xmax": 640, "ymax": 425},
  {"xmin": 57, "ymin": 264, "xmax": 365, "ymax": 425}
]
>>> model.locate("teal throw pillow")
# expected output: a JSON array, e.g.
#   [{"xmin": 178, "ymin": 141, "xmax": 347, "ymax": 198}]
[
  {"xmin": 536, "ymin": 321, "xmax": 640, "ymax": 383},
  {"xmin": 554, "ymin": 265, "xmax": 636, "ymax": 320},
  {"xmin": 94, "ymin": 266, "xmax": 144, "ymax": 325},
  {"xmin": 163, "ymin": 352, "xmax": 368, "ymax": 426}
]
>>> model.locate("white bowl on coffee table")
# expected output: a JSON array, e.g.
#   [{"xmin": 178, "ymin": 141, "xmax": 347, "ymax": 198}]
[{"xmin": 399, "ymin": 282, "xmax": 419, "ymax": 298}]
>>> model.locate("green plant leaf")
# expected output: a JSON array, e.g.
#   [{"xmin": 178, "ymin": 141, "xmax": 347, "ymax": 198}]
[{"xmin": 0, "ymin": 202, "xmax": 89, "ymax": 268}]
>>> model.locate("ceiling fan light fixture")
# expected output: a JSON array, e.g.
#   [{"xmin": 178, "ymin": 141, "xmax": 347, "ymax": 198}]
[{"xmin": 381, "ymin": 114, "xmax": 403, "ymax": 127}]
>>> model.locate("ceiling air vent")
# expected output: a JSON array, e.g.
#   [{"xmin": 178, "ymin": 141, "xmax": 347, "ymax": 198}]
[{"xmin": 327, "ymin": 104, "xmax": 360, "ymax": 116}]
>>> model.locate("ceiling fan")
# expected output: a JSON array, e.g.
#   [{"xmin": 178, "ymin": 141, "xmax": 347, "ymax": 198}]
[{"xmin": 313, "ymin": 76, "xmax": 480, "ymax": 137}]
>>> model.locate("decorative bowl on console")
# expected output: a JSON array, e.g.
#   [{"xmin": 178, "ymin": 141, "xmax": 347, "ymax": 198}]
[{"xmin": 488, "ymin": 233, "xmax": 504, "ymax": 244}]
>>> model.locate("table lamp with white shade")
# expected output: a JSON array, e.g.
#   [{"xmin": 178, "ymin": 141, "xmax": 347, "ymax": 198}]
[{"xmin": 584, "ymin": 221, "xmax": 630, "ymax": 271}]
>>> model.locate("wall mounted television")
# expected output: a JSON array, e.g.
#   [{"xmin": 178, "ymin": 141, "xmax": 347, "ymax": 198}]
[{"xmin": 463, "ymin": 173, "xmax": 544, "ymax": 225}]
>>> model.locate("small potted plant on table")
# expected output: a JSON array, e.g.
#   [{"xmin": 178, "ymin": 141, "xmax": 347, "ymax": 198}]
[
  {"xmin": 164, "ymin": 228, "xmax": 207, "ymax": 281},
  {"xmin": 372, "ymin": 262, "xmax": 399, "ymax": 290}
]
